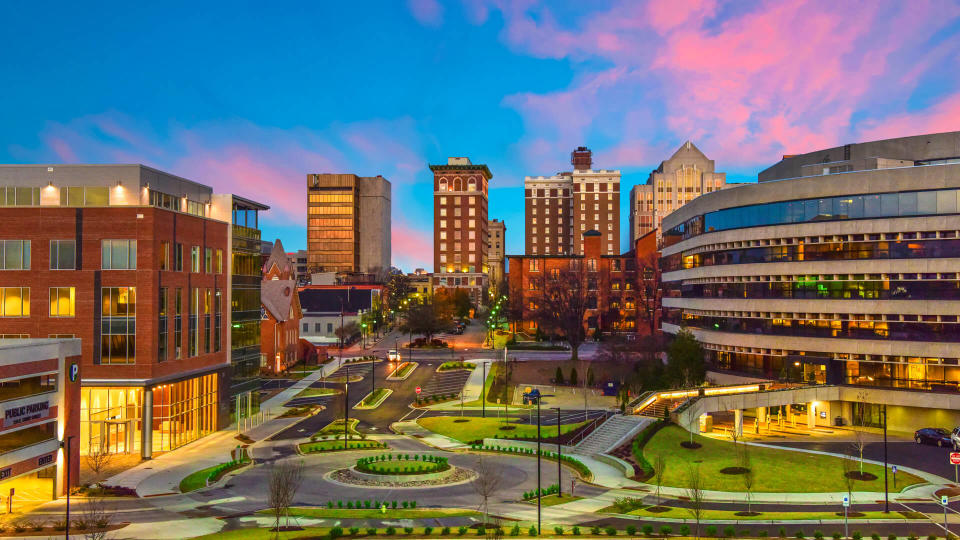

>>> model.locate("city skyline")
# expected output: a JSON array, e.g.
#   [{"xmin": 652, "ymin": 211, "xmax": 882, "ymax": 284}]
[{"xmin": 2, "ymin": 1, "xmax": 960, "ymax": 271}]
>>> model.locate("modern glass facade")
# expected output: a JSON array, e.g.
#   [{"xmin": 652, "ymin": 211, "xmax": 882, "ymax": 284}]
[{"xmin": 230, "ymin": 202, "xmax": 264, "ymax": 401}]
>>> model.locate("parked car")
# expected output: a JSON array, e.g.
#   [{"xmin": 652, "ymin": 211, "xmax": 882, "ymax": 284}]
[
  {"xmin": 952, "ymin": 427, "xmax": 960, "ymax": 450},
  {"xmin": 914, "ymin": 427, "xmax": 952, "ymax": 447},
  {"xmin": 387, "ymin": 349, "xmax": 401, "ymax": 362}
]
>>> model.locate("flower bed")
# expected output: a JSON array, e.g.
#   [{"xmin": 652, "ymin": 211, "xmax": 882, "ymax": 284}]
[
  {"xmin": 387, "ymin": 361, "xmax": 417, "ymax": 380},
  {"xmin": 438, "ymin": 361, "xmax": 475, "ymax": 371},
  {"xmin": 355, "ymin": 454, "xmax": 450, "ymax": 475},
  {"xmin": 299, "ymin": 439, "xmax": 386, "ymax": 454},
  {"xmin": 469, "ymin": 443, "xmax": 592, "ymax": 481}
]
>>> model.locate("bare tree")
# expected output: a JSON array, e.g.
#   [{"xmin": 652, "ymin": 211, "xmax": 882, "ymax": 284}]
[
  {"xmin": 533, "ymin": 265, "xmax": 589, "ymax": 361},
  {"xmin": 741, "ymin": 449, "xmax": 755, "ymax": 515},
  {"xmin": 652, "ymin": 453, "xmax": 667, "ymax": 507},
  {"xmin": 849, "ymin": 391, "xmax": 869, "ymax": 475},
  {"xmin": 472, "ymin": 455, "xmax": 502, "ymax": 526},
  {"xmin": 842, "ymin": 454, "xmax": 857, "ymax": 504},
  {"xmin": 80, "ymin": 496, "xmax": 113, "ymax": 540},
  {"xmin": 268, "ymin": 460, "xmax": 304, "ymax": 537},
  {"xmin": 685, "ymin": 464, "xmax": 705, "ymax": 540},
  {"xmin": 85, "ymin": 439, "xmax": 114, "ymax": 484},
  {"xmin": 636, "ymin": 252, "xmax": 661, "ymax": 336}
]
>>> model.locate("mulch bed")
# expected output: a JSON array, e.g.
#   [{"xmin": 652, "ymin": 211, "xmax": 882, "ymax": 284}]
[
  {"xmin": 719, "ymin": 466, "xmax": 750, "ymax": 475},
  {"xmin": 844, "ymin": 471, "xmax": 878, "ymax": 481},
  {"xmin": 680, "ymin": 441, "xmax": 702, "ymax": 449}
]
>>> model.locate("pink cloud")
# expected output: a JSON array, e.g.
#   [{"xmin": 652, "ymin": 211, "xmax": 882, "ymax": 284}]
[
  {"xmin": 858, "ymin": 93, "xmax": 960, "ymax": 142},
  {"xmin": 46, "ymin": 137, "xmax": 77, "ymax": 162},
  {"xmin": 407, "ymin": 0, "xmax": 444, "ymax": 26},
  {"xmin": 391, "ymin": 220, "xmax": 433, "ymax": 272}
]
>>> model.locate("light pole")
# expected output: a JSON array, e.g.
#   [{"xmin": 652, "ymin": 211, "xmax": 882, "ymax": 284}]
[
  {"xmin": 882, "ymin": 403, "xmax": 889, "ymax": 513},
  {"xmin": 61, "ymin": 436, "xmax": 74, "ymax": 539},
  {"xmin": 481, "ymin": 361, "xmax": 487, "ymax": 418},
  {"xmin": 523, "ymin": 388, "xmax": 542, "ymax": 535},
  {"xmin": 344, "ymin": 377, "xmax": 350, "ymax": 450},
  {"xmin": 339, "ymin": 299, "xmax": 345, "ymax": 368},
  {"xmin": 553, "ymin": 407, "xmax": 562, "ymax": 498}
]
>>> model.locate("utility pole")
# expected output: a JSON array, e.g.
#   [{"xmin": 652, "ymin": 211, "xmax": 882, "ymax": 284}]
[
  {"xmin": 536, "ymin": 395, "xmax": 541, "ymax": 535},
  {"xmin": 882, "ymin": 403, "xmax": 889, "ymax": 513}
]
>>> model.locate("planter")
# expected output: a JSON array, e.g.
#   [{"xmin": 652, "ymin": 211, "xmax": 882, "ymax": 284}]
[{"xmin": 387, "ymin": 362, "xmax": 417, "ymax": 381}]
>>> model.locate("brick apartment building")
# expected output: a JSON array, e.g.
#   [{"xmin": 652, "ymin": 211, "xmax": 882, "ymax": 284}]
[
  {"xmin": 525, "ymin": 147, "xmax": 621, "ymax": 256},
  {"xmin": 260, "ymin": 239, "xmax": 302, "ymax": 374},
  {"xmin": 0, "ymin": 164, "xmax": 266, "ymax": 458},
  {"xmin": 508, "ymin": 230, "xmax": 656, "ymax": 337},
  {"xmin": 431, "ymin": 157, "xmax": 491, "ymax": 305}
]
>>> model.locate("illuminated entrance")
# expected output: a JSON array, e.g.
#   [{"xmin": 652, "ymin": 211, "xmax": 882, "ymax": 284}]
[{"xmin": 79, "ymin": 373, "xmax": 218, "ymax": 456}]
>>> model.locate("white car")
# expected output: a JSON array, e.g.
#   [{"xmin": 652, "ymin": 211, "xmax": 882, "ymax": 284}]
[{"xmin": 387, "ymin": 349, "xmax": 401, "ymax": 362}]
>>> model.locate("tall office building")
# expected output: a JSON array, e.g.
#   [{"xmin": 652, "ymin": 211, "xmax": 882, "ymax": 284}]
[
  {"xmin": 306, "ymin": 174, "xmax": 391, "ymax": 274},
  {"xmin": 487, "ymin": 219, "xmax": 506, "ymax": 294},
  {"xmin": 525, "ymin": 147, "xmax": 620, "ymax": 256},
  {"xmin": 0, "ymin": 164, "xmax": 267, "ymax": 458},
  {"xmin": 430, "ymin": 157, "xmax": 491, "ymax": 304},
  {"xmin": 629, "ymin": 141, "xmax": 727, "ymax": 244}
]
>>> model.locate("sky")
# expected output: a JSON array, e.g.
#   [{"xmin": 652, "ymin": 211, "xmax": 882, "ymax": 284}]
[{"xmin": 2, "ymin": 0, "xmax": 960, "ymax": 272}]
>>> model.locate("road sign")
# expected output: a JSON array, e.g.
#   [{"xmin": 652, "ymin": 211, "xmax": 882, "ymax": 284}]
[
  {"xmin": 842, "ymin": 496, "xmax": 849, "ymax": 507},
  {"xmin": 950, "ymin": 452, "xmax": 960, "ymax": 465},
  {"xmin": 943, "ymin": 495, "xmax": 950, "ymax": 506},
  {"xmin": 415, "ymin": 386, "xmax": 421, "ymax": 394},
  {"xmin": 891, "ymin": 465, "xmax": 897, "ymax": 474}
]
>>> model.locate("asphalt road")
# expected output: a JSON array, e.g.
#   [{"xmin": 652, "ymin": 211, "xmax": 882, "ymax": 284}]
[{"xmin": 768, "ymin": 439, "xmax": 960, "ymax": 482}]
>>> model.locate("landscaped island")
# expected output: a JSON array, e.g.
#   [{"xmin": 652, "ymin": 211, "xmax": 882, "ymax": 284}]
[{"xmin": 355, "ymin": 454, "xmax": 450, "ymax": 475}]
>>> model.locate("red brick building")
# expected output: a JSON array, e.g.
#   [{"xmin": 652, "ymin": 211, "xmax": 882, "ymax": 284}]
[
  {"xmin": 0, "ymin": 339, "xmax": 81, "ymax": 506},
  {"xmin": 0, "ymin": 164, "xmax": 266, "ymax": 459},
  {"xmin": 261, "ymin": 239, "xmax": 302, "ymax": 374}
]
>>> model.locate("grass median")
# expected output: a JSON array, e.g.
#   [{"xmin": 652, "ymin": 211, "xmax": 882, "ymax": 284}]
[
  {"xmin": 419, "ymin": 416, "xmax": 588, "ymax": 443},
  {"xmin": 643, "ymin": 424, "xmax": 924, "ymax": 493},
  {"xmin": 179, "ymin": 455, "xmax": 251, "ymax": 493}
]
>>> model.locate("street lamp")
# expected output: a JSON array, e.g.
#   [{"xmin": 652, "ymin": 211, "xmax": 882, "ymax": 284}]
[
  {"xmin": 552, "ymin": 407, "xmax": 562, "ymax": 498},
  {"xmin": 60, "ymin": 436, "xmax": 75, "ymax": 539},
  {"xmin": 523, "ymin": 388, "xmax": 543, "ymax": 535}
]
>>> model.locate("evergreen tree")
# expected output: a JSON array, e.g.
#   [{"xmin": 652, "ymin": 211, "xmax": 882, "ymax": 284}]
[
  {"xmin": 555, "ymin": 366, "xmax": 565, "ymax": 385},
  {"xmin": 569, "ymin": 367, "xmax": 578, "ymax": 386}
]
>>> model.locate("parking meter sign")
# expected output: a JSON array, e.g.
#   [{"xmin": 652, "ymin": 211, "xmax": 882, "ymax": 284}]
[{"xmin": 950, "ymin": 452, "xmax": 960, "ymax": 465}]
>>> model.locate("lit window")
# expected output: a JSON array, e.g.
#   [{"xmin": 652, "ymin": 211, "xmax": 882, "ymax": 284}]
[
  {"xmin": 0, "ymin": 287, "xmax": 30, "ymax": 316},
  {"xmin": 49, "ymin": 287, "xmax": 75, "ymax": 317}
]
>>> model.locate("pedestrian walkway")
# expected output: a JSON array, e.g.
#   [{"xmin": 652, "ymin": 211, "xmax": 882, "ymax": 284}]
[
  {"xmin": 391, "ymin": 420, "xmax": 470, "ymax": 450},
  {"xmin": 106, "ymin": 366, "xmax": 332, "ymax": 497},
  {"xmin": 574, "ymin": 415, "xmax": 651, "ymax": 455}
]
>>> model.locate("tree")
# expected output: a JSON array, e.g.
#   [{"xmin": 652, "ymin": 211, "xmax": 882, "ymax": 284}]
[
  {"xmin": 555, "ymin": 367, "xmax": 565, "ymax": 385},
  {"xmin": 505, "ymin": 281, "xmax": 525, "ymax": 336},
  {"xmin": 472, "ymin": 455, "xmax": 502, "ymax": 527},
  {"xmin": 399, "ymin": 298, "xmax": 454, "ymax": 343},
  {"xmin": 335, "ymin": 321, "xmax": 360, "ymax": 344},
  {"xmin": 569, "ymin": 367, "xmax": 578, "ymax": 386},
  {"xmin": 587, "ymin": 366, "xmax": 594, "ymax": 386},
  {"xmin": 450, "ymin": 289, "xmax": 474, "ymax": 319},
  {"xmin": 849, "ymin": 391, "xmax": 869, "ymax": 475},
  {"xmin": 636, "ymin": 252, "xmax": 661, "ymax": 336},
  {"xmin": 268, "ymin": 460, "xmax": 304, "ymax": 537},
  {"xmin": 385, "ymin": 273, "xmax": 412, "ymax": 312},
  {"xmin": 85, "ymin": 439, "xmax": 114, "ymax": 483},
  {"xmin": 841, "ymin": 454, "xmax": 857, "ymax": 513},
  {"xmin": 666, "ymin": 329, "xmax": 706, "ymax": 388},
  {"xmin": 741, "ymin": 448, "xmax": 755, "ymax": 515},
  {"xmin": 652, "ymin": 453, "xmax": 667, "ymax": 507},
  {"xmin": 80, "ymin": 496, "xmax": 113, "ymax": 540},
  {"xmin": 532, "ymin": 265, "xmax": 589, "ymax": 361},
  {"xmin": 685, "ymin": 464, "xmax": 705, "ymax": 539}
]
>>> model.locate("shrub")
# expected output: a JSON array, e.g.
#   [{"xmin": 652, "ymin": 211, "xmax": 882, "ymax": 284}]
[
  {"xmin": 346, "ymin": 501, "xmax": 353, "ymax": 509},
  {"xmin": 532, "ymin": 526, "xmax": 541, "ymax": 536},
  {"xmin": 795, "ymin": 532, "xmax": 806, "ymax": 539},
  {"xmin": 404, "ymin": 526, "xmax": 414, "ymax": 535},
  {"xmin": 12, "ymin": 522, "xmax": 26, "ymax": 533},
  {"xmin": 329, "ymin": 526, "xmax": 343, "ymax": 539},
  {"xmin": 850, "ymin": 534, "xmax": 861, "ymax": 540},
  {"xmin": 661, "ymin": 525, "xmax": 673, "ymax": 536},
  {"xmin": 605, "ymin": 526, "xmax": 617, "ymax": 536},
  {"xmin": 510, "ymin": 524, "xmax": 520, "ymax": 536},
  {"xmin": 411, "ymin": 501, "xmax": 417, "ymax": 508},
  {"xmin": 366, "ymin": 528, "xmax": 377, "ymax": 535},
  {"xmin": 442, "ymin": 527, "xmax": 451, "ymax": 535},
  {"xmin": 52, "ymin": 520, "xmax": 67, "ymax": 531},
  {"xmin": 832, "ymin": 534, "xmax": 842, "ymax": 540},
  {"xmin": 386, "ymin": 527, "xmax": 396, "ymax": 535},
  {"xmin": 458, "ymin": 526, "xmax": 468, "ymax": 536},
  {"xmin": 338, "ymin": 500, "xmax": 343, "ymax": 508},
  {"xmin": 927, "ymin": 536, "xmax": 937, "ymax": 540},
  {"xmin": 555, "ymin": 526, "xmax": 565, "ymax": 535},
  {"xmin": 760, "ymin": 532, "xmax": 769, "ymax": 538},
  {"xmin": 780, "ymin": 528, "xmax": 787, "ymax": 538},
  {"xmin": 424, "ymin": 526, "xmax": 433, "ymax": 535},
  {"xmin": 642, "ymin": 524, "xmax": 653, "ymax": 535},
  {"xmin": 476, "ymin": 527, "xmax": 486, "ymax": 536},
  {"xmin": 591, "ymin": 526, "xmax": 601, "ymax": 535},
  {"xmin": 626, "ymin": 525, "xmax": 637, "ymax": 536},
  {"xmin": 402, "ymin": 501, "xmax": 409, "ymax": 509},
  {"xmin": 706, "ymin": 526, "xmax": 718, "ymax": 537},
  {"xmin": 723, "ymin": 526, "xmax": 736, "ymax": 538},
  {"xmin": 349, "ymin": 527, "xmax": 359, "ymax": 535},
  {"xmin": 888, "ymin": 536, "xmax": 897, "ymax": 540},
  {"xmin": 680, "ymin": 525, "xmax": 691, "ymax": 536},
  {"xmin": 573, "ymin": 527, "xmax": 581, "ymax": 535},
  {"xmin": 327, "ymin": 501, "xmax": 334, "ymax": 509},
  {"xmin": 813, "ymin": 532, "xmax": 824, "ymax": 540}
]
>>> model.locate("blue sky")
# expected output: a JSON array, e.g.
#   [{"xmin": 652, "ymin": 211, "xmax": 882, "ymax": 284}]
[{"xmin": 2, "ymin": 1, "xmax": 959, "ymax": 271}]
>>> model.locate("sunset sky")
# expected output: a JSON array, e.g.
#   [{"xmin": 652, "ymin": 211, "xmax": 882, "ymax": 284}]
[{"xmin": 2, "ymin": 0, "xmax": 959, "ymax": 271}]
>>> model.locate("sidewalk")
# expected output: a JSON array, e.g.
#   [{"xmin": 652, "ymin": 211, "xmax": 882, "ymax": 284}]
[
  {"xmin": 391, "ymin": 420, "xmax": 470, "ymax": 450},
  {"xmin": 106, "ymin": 366, "xmax": 332, "ymax": 496}
]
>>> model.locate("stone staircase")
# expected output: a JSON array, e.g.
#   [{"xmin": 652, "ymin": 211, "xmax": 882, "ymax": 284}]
[{"xmin": 573, "ymin": 415, "xmax": 651, "ymax": 455}]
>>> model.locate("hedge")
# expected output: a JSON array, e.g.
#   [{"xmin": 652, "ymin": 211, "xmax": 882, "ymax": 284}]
[{"xmin": 631, "ymin": 419, "xmax": 668, "ymax": 478}]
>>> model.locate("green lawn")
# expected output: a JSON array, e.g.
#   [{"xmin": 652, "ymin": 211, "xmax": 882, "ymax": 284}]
[
  {"xmin": 311, "ymin": 418, "xmax": 361, "ymax": 439},
  {"xmin": 357, "ymin": 388, "xmax": 390, "ymax": 408},
  {"xmin": 438, "ymin": 361, "xmax": 475, "ymax": 371},
  {"xmin": 299, "ymin": 439, "xmax": 385, "ymax": 453},
  {"xmin": 525, "ymin": 494, "xmax": 584, "ymax": 507},
  {"xmin": 357, "ymin": 460, "xmax": 448, "ymax": 475},
  {"xmin": 293, "ymin": 387, "xmax": 338, "ymax": 399},
  {"xmin": 179, "ymin": 458, "xmax": 250, "ymax": 493},
  {"xmin": 643, "ymin": 425, "xmax": 924, "ymax": 493},
  {"xmin": 418, "ymin": 416, "xmax": 587, "ymax": 443},
  {"xmin": 265, "ymin": 507, "xmax": 480, "ymax": 519},
  {"xmin": 605, "ymin": 504, "xmax": 925, "ymax": 521},
  {"xmin": 392, "ymin": 362, "xmax": 416, "ymax": 378}
]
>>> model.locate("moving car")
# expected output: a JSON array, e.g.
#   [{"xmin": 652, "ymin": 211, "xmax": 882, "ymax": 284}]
[
  {"xmin": 914, "ymin": 427, "xmax": 952, "ymax": 447},
  {"xmin": 952, "ymin": 427, "xmax": 960, "ymax": 450},
  {"xmin": 387, "ymin": 349, "xmax": 400, "ymax": 362}
]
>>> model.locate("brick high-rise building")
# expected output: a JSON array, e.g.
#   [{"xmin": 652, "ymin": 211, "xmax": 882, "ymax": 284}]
[
  {"xmin": 487, "ymin": 219, "xmax": 506, "ymax": 294},
  {"xmin": 430, "ymin": 157, "xmax": 491, "ymax": 304},
  {"xmin": 525, "ymin": 147, "xmax": 620, "ymax": 256},
  {"xmin": 0, "ymin": 164, "xmax": 267, "ymax": 459},
  {"xmin": 306, "ymin": 174, "xmax": 391, "ymax": 274},
  {"xmin": 629, "ymin": 141, "xmax": 727, "ymax": 243}
]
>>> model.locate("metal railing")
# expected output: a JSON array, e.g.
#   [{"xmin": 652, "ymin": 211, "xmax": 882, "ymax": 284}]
[{"xmin": 567, "ymin": 410, "xmax": 614, "ymax": 446}]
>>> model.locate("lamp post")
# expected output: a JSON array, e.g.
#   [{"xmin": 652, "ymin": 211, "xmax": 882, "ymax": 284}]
[
  {"xmin": 553, "ymin": 407, "xmax": 562, "ymax": 498},
  {"xmin": 344, "ymin": 376, "xmax": 350, "ymax": 450},
  {"xmin": 523, "ymin": 389, "xmax": 542, "ymax": 535},
  {"xmin": 481, "ymin": 361, "xmax": 487, "ymax": 418},
  {"xmin": 882, "ymin": 403, "xmax": 889, "ymax": 513},
  {"xmin": 61, "ymin": 436, "xmax": 74, "ymax": 539}
]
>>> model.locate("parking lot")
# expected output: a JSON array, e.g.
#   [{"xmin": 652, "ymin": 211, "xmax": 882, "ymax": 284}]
[{"xmin": 419, "ymin": 367, "xmax": 472, "ymax": 397}]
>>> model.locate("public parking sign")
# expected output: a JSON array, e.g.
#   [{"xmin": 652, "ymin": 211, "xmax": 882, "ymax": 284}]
[
  {"xmin": 842, "ymin": 495, "xmax": 849, "ymax": 508},
  {"xmin": 942, "ymin": 495, "xmax": 949, "ymax": 506},
  {"xmin": 950, "ymin": 452, "xmax": 960, "ymax": 465},
  {"xmin": 415, "ymin": 386, "xmax": 421, "ymax": 394}
]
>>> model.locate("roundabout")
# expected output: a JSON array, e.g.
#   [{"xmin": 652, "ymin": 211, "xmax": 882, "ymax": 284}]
[{"xmin": 327, "ymin": 452, "xmax": 479, "ymax": 488}]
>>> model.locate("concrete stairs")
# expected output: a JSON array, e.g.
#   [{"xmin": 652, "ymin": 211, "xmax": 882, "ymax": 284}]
[
  {"xmin": 636, "ymin": 398, "xmax": 683, "ymax": 419},
  {"xmin": 573, "ymin": 414, "xmax": 651, "ymax": 455}
]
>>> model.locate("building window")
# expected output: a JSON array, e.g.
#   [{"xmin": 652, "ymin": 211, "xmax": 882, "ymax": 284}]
[
  {"xmin": 174, "ymin": 288, "xmax": 182, "ymax": 359},
  {"xmin": 204, "ymin": 289, "xmax": 211, "ymax": 354},
  {"xmin": 159, "ymin": 287, "xmax": 168, "ymax": 361},
  {"xmin": 0, "ymin": 287, "xmax": 30, "ymax": 317},
  {"xmin": 215, "ymin": 249, "xmax": 223, "ymax": 273},
  {"xmin": 528, "ymin": 259, "xmax": 540, "ymax": 272},
  {"xmin": 49, "ymin": 240, "xmax": 75, "ymax": 270},
  {"xmin": 204, "ymin": 248, "xmax": 213, "ymax": 273},
  {"xmin": 49, "ymin": 287, "xmax": 75, "ymax": 317},
  {"xmin": 100, "ymin": 287, "xmax": 136, "ymax": 364},
  {"xmin": 159, "ymin": 241, "xmax": 170, "ymax": 270},
  {"xmin": 302, "ymin": 322, "xmax": 308, "ymax": 332},
  {"xmin": 174, "ymin": 243, "xmax": 183, "ymax": 271},
  {"xmin": 0, "ymin": 240, "xmax": 30, "ymax": 270},
  {"xmin": 189, "ymin": 288, "xmax": 199, "ymax": 357},
  {"xmin": 101, "ymin": 239, "xmax": 137, "ymax": 270},
  {"xmin": 214, "ymin": 289, "xmax": 222, "ymax": 352},
  {"xmin": 191, "ymin": 246, "xmax": 201, "ymax": 273}
]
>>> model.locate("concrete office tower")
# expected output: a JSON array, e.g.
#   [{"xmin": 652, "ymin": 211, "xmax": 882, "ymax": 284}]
[
  {"xmin": 525, "ymin": 146, "xmax": 620, "ymax": 256},
  {"xmin": 487, "ymin": 219, "xmax": 506, "ymax": 294},
  {"xmin": 660, "ymin": 131, "xmax": 960, "ymax": 431},
  {"xmin": 430, "ymin": 157, "xmax": 491, "ymax": 304},
  {"xmin": 306, "ymin": 174, "xmax": 391, "ymax": 274},
  {"xmin": 630, "ymin": 141, "xmax": 727, "ymax": 244}
]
